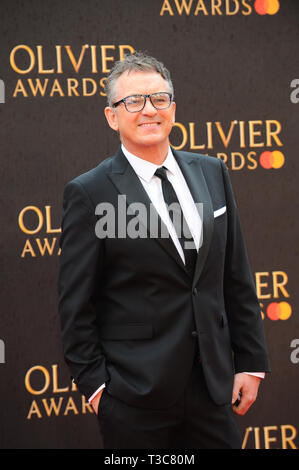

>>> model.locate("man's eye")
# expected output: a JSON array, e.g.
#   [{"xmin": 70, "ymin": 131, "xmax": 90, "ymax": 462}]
[
  {"xmin": 153, "ymin": 94, "xmax": 168, "ymax": 103},
  {"xmin": 127, "ymin": 97, "xmax": 142, "ymax": 105}
]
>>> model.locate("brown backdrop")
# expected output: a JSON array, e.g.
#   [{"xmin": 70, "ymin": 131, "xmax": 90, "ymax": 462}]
[{"xmin": 1, "ymin": 0, "xmax": 299, "ymax": 449}]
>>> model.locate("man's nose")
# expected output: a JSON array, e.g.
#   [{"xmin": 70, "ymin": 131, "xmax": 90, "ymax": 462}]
[{"xmin": 141, "ymin": 97, "xmax": 157, "ymax": 115}]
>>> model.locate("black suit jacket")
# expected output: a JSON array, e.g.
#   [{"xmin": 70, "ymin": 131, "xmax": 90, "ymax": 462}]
[{"xmin": 58, "ymin": 147, "xmax": 270, "ymax": 409}]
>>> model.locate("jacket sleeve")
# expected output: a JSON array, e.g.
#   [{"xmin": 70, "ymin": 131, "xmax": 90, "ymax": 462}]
[
  {"xmin": 58, "ymin": 179, "xmax": 110, "ymax": 398},
  {"xmin": 220, "ymin": 160, "xmax": 270, "ymax": 374}
]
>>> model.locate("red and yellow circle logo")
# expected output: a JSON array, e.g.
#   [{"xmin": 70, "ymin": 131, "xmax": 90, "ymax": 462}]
[
  {"xmin": 260, "ymin": 150, "xmax": 285, "ymax": 169},
  {"xmin": 254, "ymin": 0, "xmax": 280, "ymax": 15},
  {"xmin": 267, "ymin": 302, "xmax": 292, "ymax": 321}
]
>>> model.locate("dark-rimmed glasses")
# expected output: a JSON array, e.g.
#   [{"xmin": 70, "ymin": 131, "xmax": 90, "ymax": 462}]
[{"xmin": 112, "ymin": 92, "xmax": 173, "ymax": 113}]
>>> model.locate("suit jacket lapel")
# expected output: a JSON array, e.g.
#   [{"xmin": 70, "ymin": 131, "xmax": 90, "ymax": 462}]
[
  {"xmin": 108, "ymin": 148, "xmax": 187, "ymax": 273},
  {"xmin": 107, "ymin": 147, "xmax": 214, "ymax": 283},
  {"xmin": 172, "ymin": 149, "xmax": 214, "ymax": 286}
]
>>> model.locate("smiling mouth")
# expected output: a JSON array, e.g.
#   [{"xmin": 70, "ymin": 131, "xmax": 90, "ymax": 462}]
[{"xmin": 138, "ymin": 122, "xmax": 161, "ymax": 127}]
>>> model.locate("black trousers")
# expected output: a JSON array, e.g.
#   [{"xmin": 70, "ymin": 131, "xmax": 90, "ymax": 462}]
[{"xmin": 97, "ymin": 357, "xmax": 242, "ymax": 449}]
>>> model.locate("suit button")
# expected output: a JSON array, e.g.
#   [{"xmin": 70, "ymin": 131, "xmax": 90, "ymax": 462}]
[
  {"xmin": 193, "ymin": 287, "xmax": 198, "ymax": 296},
  {"xmin": 191, "ymin": 331, "xmax": 198, "ymax": 338}
]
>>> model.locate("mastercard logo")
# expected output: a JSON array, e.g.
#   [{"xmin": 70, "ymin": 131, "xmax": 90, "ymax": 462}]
[
  {"xmin": 259, "ymin": 150, "xmax": 285, "ymax": 169},
  {"xmin": 267, "ymin": 302, "xmax": 292, "ymax": 321},
  {"xmin": 254, "ymin": 0, "xmax": 280, "ymax": 15}
]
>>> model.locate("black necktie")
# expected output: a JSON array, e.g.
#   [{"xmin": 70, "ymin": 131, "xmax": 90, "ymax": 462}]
[{"xmin": 155, "ymin": 166, "xmax": 197, "ymax": 276}]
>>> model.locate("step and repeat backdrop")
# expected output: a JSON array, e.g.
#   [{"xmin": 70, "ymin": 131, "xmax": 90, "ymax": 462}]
[{"xmin": 1, "ymin": 0, "xmax": 299, "ymax": 449}]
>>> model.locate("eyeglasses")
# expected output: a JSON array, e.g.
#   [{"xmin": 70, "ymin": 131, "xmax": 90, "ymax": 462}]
[{"xmin": 112, "ymin": 92, "xmax": 173, "ymax": 113}]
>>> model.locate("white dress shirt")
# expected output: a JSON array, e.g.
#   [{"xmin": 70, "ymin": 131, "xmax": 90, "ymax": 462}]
[
  {"xmin": 122, "ymin": 144, "xmax": 202, "ymax": 262},
  {"xmin": 88, "ymin": 144, "xmax": 264, "ymax": 403}
]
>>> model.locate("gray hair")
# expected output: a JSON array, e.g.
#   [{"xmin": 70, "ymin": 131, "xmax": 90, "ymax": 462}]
[{"xmin": 105, "ymin": 51, "xmax": 174, "ymax": 107}]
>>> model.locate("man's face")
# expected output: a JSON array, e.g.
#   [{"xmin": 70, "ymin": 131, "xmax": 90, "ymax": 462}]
[{"xmin": 105, "ymin": 71, "xmax": 176, "ymax": 158}]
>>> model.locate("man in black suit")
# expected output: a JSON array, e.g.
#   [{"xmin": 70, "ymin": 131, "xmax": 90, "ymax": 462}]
[{"xmin": 58, "ymin": 52, "xmax": 270, "ymax": 449}]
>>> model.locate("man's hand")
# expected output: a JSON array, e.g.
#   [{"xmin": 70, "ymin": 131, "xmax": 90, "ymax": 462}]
[
  {"xmin": 232, "ymin": 373, "xmax": 262, "ymax": 416},
  {"xmin": 91, "ymin": 388, "xmax": 104, "ymax": 415}
]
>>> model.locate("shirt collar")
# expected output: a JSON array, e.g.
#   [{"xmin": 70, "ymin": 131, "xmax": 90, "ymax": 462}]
[{"xmin": 121, "ymin": 144, "xmax": 177, "ymax": 183}]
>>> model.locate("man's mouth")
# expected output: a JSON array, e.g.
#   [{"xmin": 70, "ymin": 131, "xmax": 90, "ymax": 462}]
[{"xmin": 138, "ymin": 122, "xmax": 161, "ymax": 127}]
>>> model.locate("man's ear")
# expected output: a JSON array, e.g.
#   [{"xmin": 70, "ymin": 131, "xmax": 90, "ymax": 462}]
[
  {"xmin": 171, "ymin": 101, "xmax": 176, "ymax": 126},
  {"xmin": 104, "ymin": 106, "xmax": 119, "ymax": 132}
]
